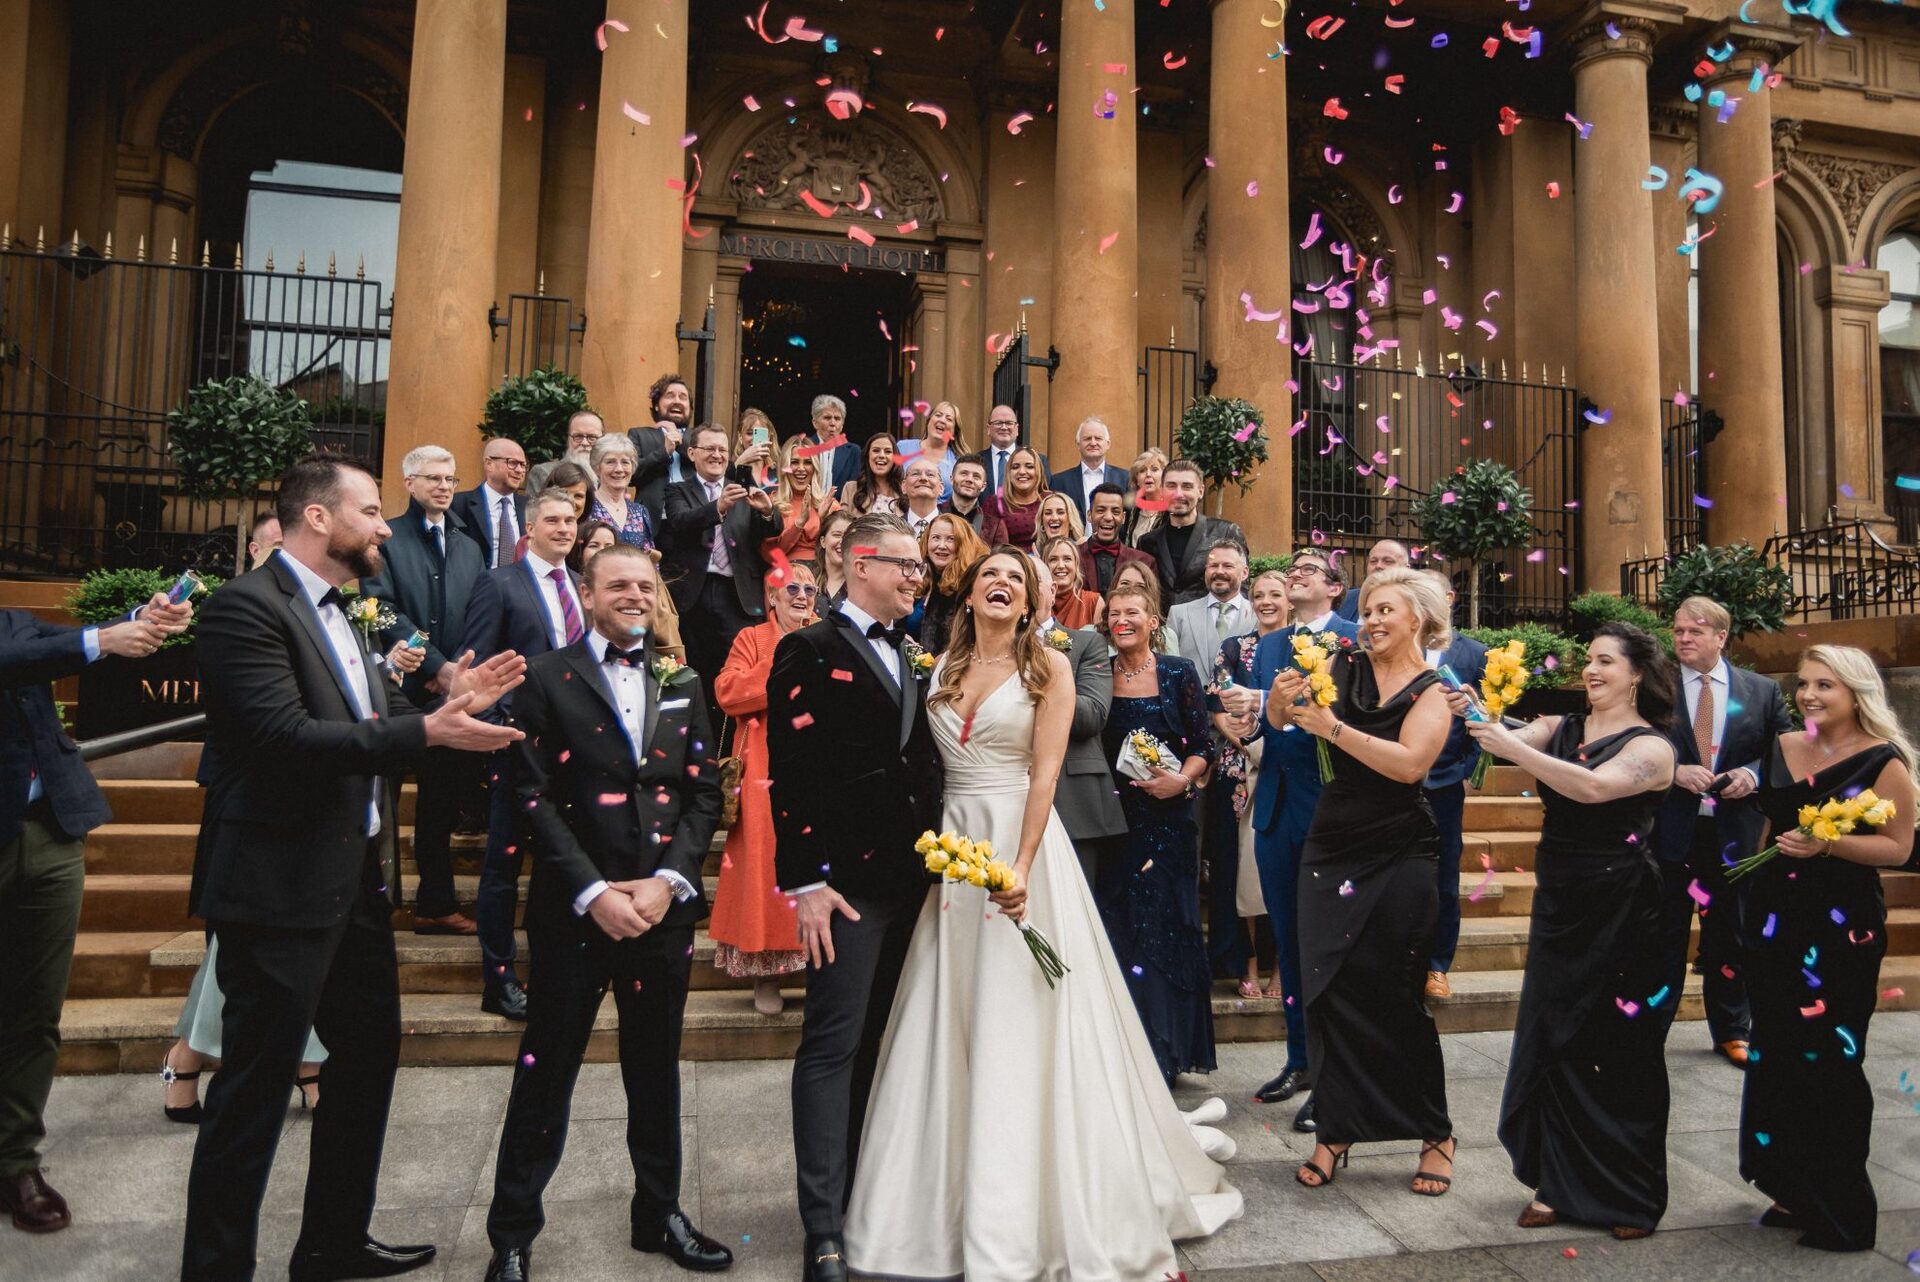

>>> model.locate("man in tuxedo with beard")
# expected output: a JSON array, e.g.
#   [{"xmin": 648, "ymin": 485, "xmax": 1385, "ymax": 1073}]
[
  {"xmin": 768, "ymin": 513, "xmax": 944, "ymax": 1282},
  {"xmin": 182, "ymin": 456, "xmax": 526, "ymax": 1282},
  {"xmin": 627, "ymin": 373, "xmax": 693, "ymax": 530},
  {"xmin": 482, "ymin": 544, "xmax": 728, "ymax": 1281}
]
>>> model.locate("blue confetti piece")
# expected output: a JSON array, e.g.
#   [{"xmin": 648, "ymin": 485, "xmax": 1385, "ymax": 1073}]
[
  {"xmin": 1755, "ymin": 1131, "xmax": 1771, "ymax": 1146},
  {"xmin": 822, "ymin": 36, "xmax": 838, "ymax": 53},
  {"xmin": 1762, "ymin": 912, "xmax": 1778, "ymax": 939},
  {"xmin": 787, "ymin": 335, "xmax": 808, "ymax": 347},
  {"xmin": 1831, "ymin": 907, "xmax": 1848, "ymax": 926},
  {"xmin": 1837, "ymin": 1026, "xmax": 1858, "ymax": 1059},
  {"xmin": 1647, "ymin": 985, "xmax": 1672, "ymax": 1008},
  {"xmin": 1897, "ymin": 474, "xmax": 1920, "ymax": 492}
]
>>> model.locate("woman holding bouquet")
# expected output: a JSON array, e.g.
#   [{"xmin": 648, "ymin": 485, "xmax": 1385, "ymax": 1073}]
[
  {"xmin": 1270, "ymin": 567, "xmax": 1455, "ymax": 1196},
  {"xmin": 1099, "ymin": 579, "xmax": 1218, "ymax": 1083},
  {"xmin": 844, "ymin": 550, "xmax": 1240, "ymax": 1280},
  {"xmin": 1462, "ymin": 623, "xmax": 1679, "ymax": 1239},
  {"xmin": 1741, "ymin": 645, "xmax": 1915, "ymax": 1252}
]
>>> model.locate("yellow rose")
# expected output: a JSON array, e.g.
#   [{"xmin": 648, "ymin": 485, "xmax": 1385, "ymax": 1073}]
[
  {"xmin": 975, "ymin": 839, "xmax": 995, "ymax": 861},
  {"xmin": 1798, "ymin": 804, "xmax": 1821, "ymax": 829},
  {"xmin": 1308, "ymin": 671, "xmax": 1334, "ymax": 691},
  {"xmin": 1291, "ymin": 633, "xmax": 1312, "ymax": 652},
  {"xmin": 939, "ymin": 832, "xmax": 962, "ymax": 856},
  {"xmin": 1857, "ymin": 789, "xmax": 1881, "ymax": 808},
  {"xmin": 966, "ymin": 867, "xmax": 988, "ymax": 888},
  {"xmin": 1508, "ymin": 671, "xmax": 1529, "ymax": 690},
  {"xmin": 1505, "ymin": 639, "xmax": 1526, "ymax": 660},
  {"xmin": 916, "ymin": 830, "xmax": 939, "ymax": 855},
  {"xmin": 1811, "ymin": 818, "xmax": 1842, "ymax": 844},
  {"xmin": 944, "ymin": 862, "xmax": 966, "ymax": 881},
  {"xmin": 1317, "ymin": 687, "xmax": 1337, "ymax": 706}
]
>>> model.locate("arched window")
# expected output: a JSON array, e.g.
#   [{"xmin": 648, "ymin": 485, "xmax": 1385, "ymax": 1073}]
[{"xmin": 1877, "ymin": 230, "xmax": 1920, "ymax": 538}]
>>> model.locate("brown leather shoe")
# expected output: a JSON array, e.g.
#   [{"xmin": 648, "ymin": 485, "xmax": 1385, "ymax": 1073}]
[
  {"xmin": 1425, "ymin": 970, "xmax": 1452, "ymax": 999},
  {"xmin": 1715, "ymin": 1040, "xmax": 1751, "ymax": 1068},
  {"xmin": 413, "ymin": 912, "xmax": 478, "ymax": 936},
  {"xmin": 0, "ymin": 1169, "xmax": 71, "ymax": 1233}
]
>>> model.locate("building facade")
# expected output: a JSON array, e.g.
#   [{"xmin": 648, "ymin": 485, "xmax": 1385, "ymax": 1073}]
[{"xmin": 3, "ymin": 0, "xmax": 1918, "ymax": 614}]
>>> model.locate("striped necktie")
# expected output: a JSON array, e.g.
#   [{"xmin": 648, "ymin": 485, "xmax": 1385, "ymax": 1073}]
[{"xmin": 550, "ymin": 567, "xmax": 584, "ymax": 645}]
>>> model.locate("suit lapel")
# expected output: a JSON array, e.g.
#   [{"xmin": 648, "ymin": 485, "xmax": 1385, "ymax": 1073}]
[
  {"xmin": 640, "ymin": 636, "xmax": 663, "ymax": 760},
  {"xmin": 1182, "ymin": 518, "xmax": 1211, "ymax": 583},
  {"xmin": 515, "ymin": 558, "xmax": 555, "ymax": 652},
  {"xmin": 833, "ymin": 612, "xmax": 903, "ymax": 707},
  {"xmin": 564, "ymin": 642, "xmax": 623, "ymax": 725},
  {"xmin": 273, "ymin": 562, "xmax": 363, "ymax": 718},
  {"xmin": 898, "ymin": 659, "xmax": 918, "ymax": 750}
]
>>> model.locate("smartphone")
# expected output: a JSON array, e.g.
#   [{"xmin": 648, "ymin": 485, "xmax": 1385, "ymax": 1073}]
[
  {"xmin": 166, "ymin": 570, "xmax": 205, "ymax": 605},
  {"xmin": 1432, "ymin": 663, "xmax": 1490, "ymax": 722},
  {"xmin": 751, "ymin": 425, "xmax": 769, "ymax": 449},
  {"xmin": 1705, "ymin": 773, "xmax": 1734, "ymax": 797}
]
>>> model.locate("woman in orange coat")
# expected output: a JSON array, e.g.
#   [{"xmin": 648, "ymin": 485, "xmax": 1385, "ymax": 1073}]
[{"xmin": 710, "ymin": 561, "xmax": 816, "ymax": 1013}]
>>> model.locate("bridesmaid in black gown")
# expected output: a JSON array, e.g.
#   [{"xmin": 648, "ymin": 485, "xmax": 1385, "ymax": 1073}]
[
  {"xmin": 1463, "ymin": 624, "xmax": 1679, "ymax": 1238},
  {"xmin": 1269, "ymin": 568, "xmax": 1457, "ymax": 1196},
  {"xmin": 1742, "ymin": 644, "xmax": 1915, "ymax": 1253}
]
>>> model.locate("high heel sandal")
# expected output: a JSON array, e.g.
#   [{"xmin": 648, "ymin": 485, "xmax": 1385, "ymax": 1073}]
[
  {"xmin": 1295, "ymin": 1143, "xmax": 1350, "ymax": 1189},
  {"xmin": 294, "ymin": 1074, "xmax": 321, "ymax": 1111},
  {"xmin": 1411, "ymin": 1137, "xmax": 1455, "ymax": 1197},
  {"xmin": 160, "ymin": 1051, "xmax": 203, "ymax": 1125}
]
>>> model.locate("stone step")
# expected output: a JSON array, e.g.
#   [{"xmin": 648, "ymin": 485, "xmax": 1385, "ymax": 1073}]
[
  {"xmin": 96, "ymin": 778, "xmax": 422, "ymax": 826},
  {"xmin": 60, "ymin": 955, "xmax": 1920, "ymax": 1075},
  {"xmin": 67, "ymin": 932, "xmax": 193, "ymax": 1000},
  {"xmin": 1461, "ymin": 794, "xmax": 1543, "ymax": 830},
  {"xmin": 77, "ymin": 873, "xmax": 503, "ymax": 934}
]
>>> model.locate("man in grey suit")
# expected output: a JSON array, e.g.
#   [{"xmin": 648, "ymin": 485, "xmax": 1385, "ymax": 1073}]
[
  {"xmin": 359, "ymin": 443, "xmax": 489, "ymax": 936},
  {"xmin": 1166, "ymin": 540, "xmax": 1254, "ymax": 977},
  {"xmin": 1025, "ymin": 553, "xmax": 1126, "ymax": 886}
]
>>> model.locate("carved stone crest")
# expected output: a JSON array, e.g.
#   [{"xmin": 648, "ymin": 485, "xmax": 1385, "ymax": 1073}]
[
  {"xmin": 728, "ymin": 115, "xmax": 944, "ymax": 226},
  {"xmin": 1797, "ymin": 149, "xmax": 1909, "ymax": 237}
]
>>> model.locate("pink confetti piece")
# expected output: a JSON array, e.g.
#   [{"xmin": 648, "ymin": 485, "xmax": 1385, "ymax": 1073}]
[
  {"xmin": 896, "ymin": 219, "xmax": 919, "ymax": 234},
  {"xmin": 783, "ymin": 16, "xmax": 825, "ymax": 42},
  {"xmin": 1007, "ymin": 112, "xmax": 1035, "ymax": 135},
  {"xmin": 799, "ymin": 190, "xmax": 838, "ymax": 219},
  {"xmin": 1164, "ymin": 52, "xmax": 1188, "ymax": 69},
  {"xmin": 1099, "ymin": 231, "xmax": 1120, "ymax": 253},
  {"xmin": 594, "ymin": 18, "xmax": 629, "ymax": 50},
  {"xmin": 621, "ymin": 102, "xmax": 651, "ymax": 126},
  {"xmin": 743, "ymin": 94, "xmax": 761, "ymax": 112},
  {"xmin": 1801, "ymin": 999, "xmax": 1827, "ymax": 1018},
  {"xmin": 906, "ymin": 101, "xmax": 949, "ymax": 129},
  {"xmin": 847, "ymin": 224, "xmax": 876, "ymax": 247},
  {"xmin": 1615, "ymin": 997, "xmax": 1641, "ymax": 1017}
]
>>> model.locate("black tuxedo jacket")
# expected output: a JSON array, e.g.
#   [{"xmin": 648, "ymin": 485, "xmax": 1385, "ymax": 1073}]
[
  {"xmin": 510, "ymin": 638, "xmax": 721, "ymax": 931},
  {"xmin": 1652, "ymin": 663, "xmax": 1795, "ymax": 864},
  {"xmin": 463, "ymin": 556, "xmax": 581, "ymax": 713},
  {"xmin": 767, "ymin": 611, "xmax": 943, "ymax": 903},
  {"xmin": 450, "ymin": 484, "xmax": 526, "ymax": 569},
  {"xmin": 356, "ymin": 499, "xmax": 486, "ymax": 702},
  {"xmin": 190, "ymin": 556, "xmax": 427, "ymax": 929},
  {"xmin": 0, "ymin": 609, "xmax": 131, "ymax": 846},
  {"xmin": 1137, "ymin": 515, "xmax": 1247, "ymax": 606},
  {"xmin": 627, "ymin": 424, "xmax": 687, "ymax": 529},
  {"xmin": 661, "ymin": 478, "xmax": 783, "ymax": 618}
]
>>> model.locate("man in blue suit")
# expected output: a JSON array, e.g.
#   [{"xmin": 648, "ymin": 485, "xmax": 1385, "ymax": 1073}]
[
  {"xmin": 803, "ymin": 394, "xmax": 863, "ymax": 494},
  {"xmin": 1415, "ymin": 568, "xmax": 1487, "ymax": 1000},
  {"xmin": 2, "ymin": 590, "xmax": 189, "ymax": 1231},
  {"xmin": 463, "ymin": 490, "xmax": 589, "ymax": 1019},
  {"xmin": 1220, "ymin": 548, "xmax": 1358, "ymax": 1129},
  {"xmin": 1046, "ymin": 415, "xmax": 1131, "ymax": 518}
]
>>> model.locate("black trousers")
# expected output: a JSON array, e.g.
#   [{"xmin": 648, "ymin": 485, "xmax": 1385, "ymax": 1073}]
[
  {"xmin": 181, "ymin": 880, "xmax": 401, "ymax": 1282},
  {"xmin": 682, "ymin": 576, "xmax": 754, "ymax": 709},
  {"xmin": 487, "ymin": 917, "xmax": 694, "ymax": 1250},
  {"xmin": 1202, "ymin": 777, "xmax": 1251, "ymax": 979},
  {"xmin": 790, "ymin": 890, "xmax": 919, "ymax": 1239},
  {"xmin": 476, "ymin": 750, "xmax": 523, "ymax": 986},
  {"xmin": 409, "ymin": 745, "xmax": 482, "ymax": 919},
  {"xmin": 1427, "ymin": 782, "xmax": 1467, "ymax": 973},
  {"xmin": 1655, "ymin": 818, "xmax": 1752, "ymax": 1043}
]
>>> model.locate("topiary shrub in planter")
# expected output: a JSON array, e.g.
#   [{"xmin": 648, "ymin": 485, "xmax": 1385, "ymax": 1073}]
[
  {"xmin": 1248, "ymin": 552, "xmax": 1295, "ymax": 580},
  {"xmin": 479, "ymin": 366, "xmax": 594, "ymax": 465},
  {"xmin": 1569, "ymin": 590, "xmax": 1675, "ymax": 655},
  {"xmin": 1409, "ymin": 459, "xmax": 1535, "ymax": 629},
  {"xmin": 67, "ymin": 567, "xmax": 224, "ymax": 738},
  {"xmin": 1176, "ymin": 396, "xmax": 1269, "ymax": 516},
  {"xmin": 166, "ymin": 374, "xmax": 313, "ymax": 573},
  {"xmin": 1653, "ymin": 541, "xmax": 1792, "ymax": 638}
]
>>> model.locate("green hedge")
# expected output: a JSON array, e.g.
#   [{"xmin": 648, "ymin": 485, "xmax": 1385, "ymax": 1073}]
[
  {"xmin": 65, "ymin": 568, "xmax": 223, "ymax": 648},
  {"xmin": 1461, "ymin": 622, "xmax": 1586, "ymax": 689}
]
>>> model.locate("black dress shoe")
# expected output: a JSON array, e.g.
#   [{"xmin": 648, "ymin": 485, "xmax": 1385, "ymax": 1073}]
[
  {"xmin": 1254, "ymin": 1068, "xmax": 1312, "ymax": 1104},
  {"xmin": 1293, "ymin": 1095, "xmax": 1318, "ymax": 1133},
  {"xmin": 803, "ymin": 1233, "xmax": 849, "ymax": 1282},
  {"xmin": 483, "ymin": 977, "xmax": 529, "ymax": 1021},
  {"xmin": 287, "ymin": 1238, "xmax": 437, "ymax": 1282},
  {"xmin": 634, "ymin": 1209, "xmax": 732, "ymax": 1271},
  {"xmin": 485, "ymin": 1246, "xmax": 531, "ymax": 1282}
]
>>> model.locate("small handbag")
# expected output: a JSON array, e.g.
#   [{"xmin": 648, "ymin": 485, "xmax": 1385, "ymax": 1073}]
[{"xmin": 715, "ymin": 715, "xmax": 745, "ymax": 828}]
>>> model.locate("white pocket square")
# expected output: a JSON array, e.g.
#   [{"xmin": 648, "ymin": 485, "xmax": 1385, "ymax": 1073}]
[{"xmin": 660, "ymin": 698, "xmax": 691, "ymax": 710}]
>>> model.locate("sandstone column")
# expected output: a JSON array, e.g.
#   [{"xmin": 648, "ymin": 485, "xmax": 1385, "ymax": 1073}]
[
  {"xmin": 1203, "ymin": 0, "xmax": 1291, "ymax": 552},
  {"xmin": 1049, "ymin": 0, "xmax": 1138, "ymax": 467},
  {"xmin": 383, "ymin": 0, "xmax": 506, "ymax": 503},
  {"xmin": 1697, "ymin": 24, "xmax": 1800, "ymax": 546},
  {"xmin": 1817, "ymin": 265, "xmax": 1893, "ymax": 526},
  {"xmin": 494, "ymin": 53, "xmax": 548, "ymax": 304},
  {"xmin": 1572, "ymin": 13, "xmax": 1669, "ymax": 583},
  {"xmin": 581, "ymin": 0, "xmax": 690, "ymax": 430}
]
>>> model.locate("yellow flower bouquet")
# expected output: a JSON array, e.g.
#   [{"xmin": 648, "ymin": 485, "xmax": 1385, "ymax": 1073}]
[
  {"xmin": 1290, "ymin": 631, "xmax": 1340, "ymax": 783},
  {"xmin": 1468, "ymin": 639, "xmax": 1529, "ymax": 788},
  {"xmin": 1724, "ymin": 790, "xmax": 1898, "ymax": 882},
  {"xmin": 916, "ymin": 829, "xmax": 1069, "ymax": 988}
]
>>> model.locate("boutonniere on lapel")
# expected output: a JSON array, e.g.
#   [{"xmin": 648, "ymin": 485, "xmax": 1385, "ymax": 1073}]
[
  {"xmin": 650, "ymin": 653, "xmax": 691, "ymax": 696},
  {"xmin": 339, "ymin": 588, "xmax": 395, "ymax": 646},
  {"xmin": 1044, "ymin": 626, "xmax": 1073, "ymax": 654},
  {"xmin": 901, "ymin": 635, "xmax": 935, "ymax": 679}
]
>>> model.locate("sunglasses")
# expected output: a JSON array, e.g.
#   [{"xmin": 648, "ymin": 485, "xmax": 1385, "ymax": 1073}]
[{"xmin": 781, "ymin": 584, "xmax": 819, "ymax": 599}]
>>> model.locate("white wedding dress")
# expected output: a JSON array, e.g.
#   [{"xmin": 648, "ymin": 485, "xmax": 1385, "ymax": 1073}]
[{"xmin": 844, "ymin": 669, "xmax": 1242, "ymax": 1282}]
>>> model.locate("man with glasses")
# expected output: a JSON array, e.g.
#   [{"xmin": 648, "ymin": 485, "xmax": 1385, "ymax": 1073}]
[
  {"xmin": 1219, "ymin": 548, "xmax": 1359, "ymax": 1129},
  {"xmin": 900, "ymin": 455, "xmax": 944, "ymax": 540},
  {"xmin": 969, "ymin": 405, "xmax": 1047, "ymax": 495},
  {"xmin": 528, "ymin": 410, "xmax": 603, "ymax": 494},
  {"xmin": 360, "ymin": 445, "xmax": 489, "ymax": 936},
  {"xmin": 663, "ymin": 424, "xmax": 783, "ymax": 709},
  {"xmin": 454, "ymin": 439, "xmax": 529, "ymax": 570}
]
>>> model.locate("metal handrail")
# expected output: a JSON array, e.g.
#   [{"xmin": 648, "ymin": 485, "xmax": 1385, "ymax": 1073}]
[{"xmin": 78, "ymin": 714, "xmax": 205, "ymax": 762}]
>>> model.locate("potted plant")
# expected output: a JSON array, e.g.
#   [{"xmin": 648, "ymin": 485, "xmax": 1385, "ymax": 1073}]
[
  {"xmin": 1176, "ymin": 396, "xmax": 1269, "ymax": 516},
  {"xmin": 166, "ymin": 374, "xmax": 313, "ymax": 574},
  {"xmin": 1410, "ymin": 459, "xmax": 1535, "ymax": 629},
  {"xmin": 479, "ymin": 366, "xmax": 594, "ymax": 465},
  {"xmin": 1652, "ymin": 542, "xmax": 1792, "ymax": 638},
  {"xmin": 66, "ymin": 567, "xmax": 223, "ymax": 738},
  {"xmin": 1568, "ymin": 590, "xmax": 1676, "ymax": 654},
  {"xmin": 1463, "ymin": 621, "xmax": 1589, "ymax": 718}
]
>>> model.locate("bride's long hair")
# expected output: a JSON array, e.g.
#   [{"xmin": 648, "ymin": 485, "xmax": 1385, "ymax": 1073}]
[{"xmin": 929, "ymin": 548, "xmax": 1055, "ymax": 711}]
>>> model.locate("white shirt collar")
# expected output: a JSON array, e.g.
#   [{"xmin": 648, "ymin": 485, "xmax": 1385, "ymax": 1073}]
[
  {"xmin": 838, "ymin": 597, "xmax": 887, "ymax": 636},
  {"xmin": 1301, "ymin": 610, "xmax": 1335, "ymax": 632},
  {"xmin": 523, "ymin": 549, "xmax": 564, "ymax": 577},
  {"xmin": 1210, "ymin": 593, "xmax": 1246, "ymax": 611},
  {"xmin": 586, "ymin": 628, "xmax": 645, "ymax": 660},
  {"xmin": 1688, "ymin": 658, "xmax": 1727, "ymax": 686},
  {"xmin": 276, "ymin": 549, "xmax": 340, "ymax": 609},
  {"xmin": 423, "ymin": 513, "xmax": 445, "ymax": 532},
  {"xmin": 1082, "ymin": 461, "xmax": 1105, "ymax": 477},
  {"xmin": 486, "ymin": 482, "xmax": 516, "ymax": 499}
]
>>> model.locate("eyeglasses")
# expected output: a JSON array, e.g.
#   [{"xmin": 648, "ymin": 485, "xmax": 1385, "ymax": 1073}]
[
  {"xmin": 1285, "ymin": 565, "xmax": 1330, "ymax": 581},
  {"xmin": 988, "ymin": 419, "xmax": 1018, "ymax": 427},
  {"xmin": 409, "ymin": 473, "xmax": 459, "ymax": 487},
  {"xmin": 486, "ymin": 457, "xmax": 527, "ymax": 470},
  {"xmin": 568, "ymin": 432, "xmax": 602, "ymax": 445},
  {"xmin": 780, "ymin": 584, "xmax": 819, "ymax": 600},
  {"xmin": 859, "ymin": 554, "xmax": 927, "ymax": 580},
  {"xmin": 691, "ymin": 443, "xmax": 729, "ymax": 455}
]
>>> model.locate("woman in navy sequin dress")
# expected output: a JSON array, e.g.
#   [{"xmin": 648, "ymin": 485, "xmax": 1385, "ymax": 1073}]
[{"xmin": 1099, "ymin": 580, "xmax": 1218, "ymax": 1082}]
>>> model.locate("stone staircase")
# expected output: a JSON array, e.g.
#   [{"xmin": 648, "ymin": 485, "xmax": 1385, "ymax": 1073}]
[{"xmin": 56, "ymin": 745, "xmax": 1920, "ymax": 1073}]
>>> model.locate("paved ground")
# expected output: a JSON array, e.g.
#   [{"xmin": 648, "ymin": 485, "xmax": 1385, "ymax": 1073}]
[{"xmin": 16, "ymin": 1017, "xmax": 1920, "ymax": 1281}]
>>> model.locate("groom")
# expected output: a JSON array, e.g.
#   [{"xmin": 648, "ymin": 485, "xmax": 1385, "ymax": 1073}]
[{"xmin": 768, "ymin": 513, "xmax": 944, "ymax": 1282}]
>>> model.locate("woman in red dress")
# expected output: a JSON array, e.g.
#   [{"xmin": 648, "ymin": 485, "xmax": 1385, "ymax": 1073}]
[{"xmin": 710, "ymin": 562, "xmax": 818, "ymax": 1013}]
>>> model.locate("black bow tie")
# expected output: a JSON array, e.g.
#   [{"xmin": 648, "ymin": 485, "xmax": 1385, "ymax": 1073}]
[
  {"xmin": 866, "ymin": 621, "xmax": 908, "ymax": 646},
  {"xmin": 604, "ymin": 645, "xmax": 646, "ymax": 667},
  {"xmin": 319, "ymin": 587, "xmax": 344, "ymax": 611}
]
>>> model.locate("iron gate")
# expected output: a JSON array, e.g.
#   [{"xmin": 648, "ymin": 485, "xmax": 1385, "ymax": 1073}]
[
  {"xmin": 1138, "ymin": 344, "xmax": 1216, "ymax": 459},
  {"xmin": 0, "ymin": 239, "xmax": 389, "ymax": 577},
  {"xmin": 1660, "ymin": 397, "xmax": 1718, "ymax": 551},
  {"xmin": 1291, "ymin": 356, "xmax": 1582, "ymax": 626},
  {"xmin": 991, "ymin": 322, "xmax": 1058, "ymax": 446},
  {"xmin": 488, "ymin": 285, "xmax": 580, "ymax": 382}
]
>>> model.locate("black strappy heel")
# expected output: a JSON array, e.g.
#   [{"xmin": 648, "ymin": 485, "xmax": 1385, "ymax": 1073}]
[
  {"xmin": 294, "ymin": 1074, "xmax": 321, "ymax": 1111},
  {"xmin": 1295, "ymin": 1143, "xmax": 1350, "ymax": 1188},
  {"xmin": 160, "ymin": 1050, "xmax": 203, "ymax": 1124},
  {"xmin": 1411, "ymin": 1137, "xmax": 1455, "ymax": 1196}
]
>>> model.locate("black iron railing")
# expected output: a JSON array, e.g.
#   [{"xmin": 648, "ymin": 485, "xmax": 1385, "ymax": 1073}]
[
  {"xmin": 0, "ymin": 240, "xmax": 388, "ymax": 578},
  {"xmin": 677, "ymin": 296, "xmax": 716, "ymax": 427},
  {"xmin": 1138, "ymin": 344, "xmax": 1215, "ymax": 460},
  {"xmin": 1661, "ymin": 398, "xmax": 1719, "ymax": 551},
  {"xmin": 488, "ymin": 288, "xmax": 580, "ymax": 381},
  {"xmin": 1894, "ymin": 488, "xmax": 1920, "ymax": 547},
  {"xmin": 991, "ymin": 324, "xmax": 1057, "ymax": 448},
  {"xmin": 1621, "ymin": 519, "xmax": 1920, "ymax": 622},
  {"xmin": 1291, "ymin": 356, "xmax": 1582, "ymax": 626}
]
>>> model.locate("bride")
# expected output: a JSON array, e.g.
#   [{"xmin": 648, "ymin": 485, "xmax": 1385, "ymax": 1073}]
[{"xmin": 844, "ymin": 549, "xmax": 1242, "ymax": 1281}]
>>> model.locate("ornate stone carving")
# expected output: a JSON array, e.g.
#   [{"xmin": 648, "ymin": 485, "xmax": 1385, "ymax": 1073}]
[
  {"xmin": 1567, "ymin": 15, "xmax": 1659, "ymax": 67},
  {"xmin": 1316, "ymin": 185, "xmax": 1387, "ymax": 250},
  {"xmin": 156, "ymin": 42, "xmax": 406, "ymax": 159},
  {"xmin": 728, "ymin": 114, "xmax": 944, "ymax": 225},
  {"xmin": 1796, "ymin": 149, "xmax": 1909, "ymax": 237},
  {"xmin": 1772, "ymin": 117, "xmax": 1803, "ymax": 172}
]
